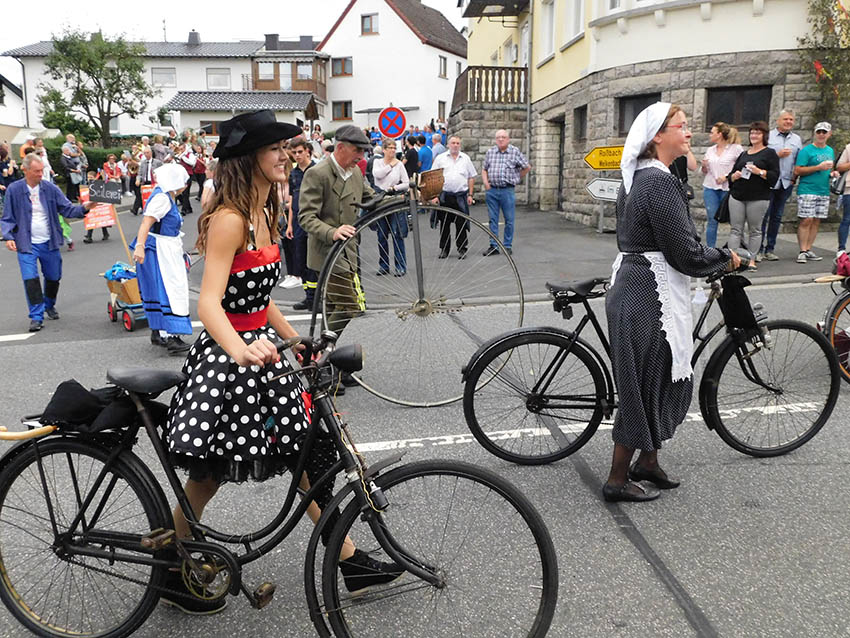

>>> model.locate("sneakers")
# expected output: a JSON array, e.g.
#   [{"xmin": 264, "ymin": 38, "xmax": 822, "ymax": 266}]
[
  {"xmin": 805, "ymin": 250, "xmax": 823, "ymax": 261},
  {"xmin": 797, "ymin": 252, "xmax": 808, "ymax": 263},
  {"xmin": 45, "ymin": 308, "xmax": 60, "ymax": 320},
  {"xmin": 764, "ymin": 252, "xmax": 779, "ymax": 261},
  {"xmin": 338, "ymin": 549, "xmax": 405, "ymax": 595},
  {"xmin": 755, "ymin": 252, "xmax": 764, "ymax": 263},
  {"xmin": 160, "ymin": 570, "xmax": 227, "ymax": 615},
  {"xmin": 279, "ymin": 275, "xmax": 302, "ymax": 289},
  {"xmin": 166, "ymin": 336, "xmax": 191, "ymax": 355},
  {"xmin": 28, "ymin": 320, "xmax": 43, "ymax": 332},
  {"xmin": 482, "ymin": 246, "xmax": 499, "ymax": 257},
  {"xmin": 83, "ymin": 237, "xmax": 93, "ymax": 244},
  {"xmin": 293, "ymin": 299, "xmax": 311, "ymax": 311}
]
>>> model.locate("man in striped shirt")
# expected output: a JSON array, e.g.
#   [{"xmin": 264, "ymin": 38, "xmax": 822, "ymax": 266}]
[{"xmin": 481, "ymin": 130, "xmax": 531, "ymax": 256}]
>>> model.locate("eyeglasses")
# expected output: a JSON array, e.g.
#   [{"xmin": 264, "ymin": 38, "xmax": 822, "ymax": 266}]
[{"xmin": 666, "ymin": 123, "xmax": 690, "ymax": 133}]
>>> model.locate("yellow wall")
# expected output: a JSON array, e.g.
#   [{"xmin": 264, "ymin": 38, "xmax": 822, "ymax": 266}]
[{"xmin": 466, "ymin": 16, "xmax": 522, "ymax": 66}]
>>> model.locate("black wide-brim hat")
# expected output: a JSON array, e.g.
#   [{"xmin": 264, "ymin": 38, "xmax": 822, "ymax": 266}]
[{"xmin": 213, "ymin": 110, "xmax": 302, "ymax": 159}]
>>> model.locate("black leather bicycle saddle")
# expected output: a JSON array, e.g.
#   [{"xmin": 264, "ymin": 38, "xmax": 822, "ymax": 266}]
[
  {"xmin": 546, "ymin": 278, "xmax": 608, "ymax": 297},
  {"xmin": 106, "ymin": 368, "xmax": 187, "ymax": 395}
]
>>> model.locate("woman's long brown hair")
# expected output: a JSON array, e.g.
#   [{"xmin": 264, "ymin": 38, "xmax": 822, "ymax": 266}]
[{"xmin": 195, "ymin": 152, "xmax": 281, "ymax": 254}]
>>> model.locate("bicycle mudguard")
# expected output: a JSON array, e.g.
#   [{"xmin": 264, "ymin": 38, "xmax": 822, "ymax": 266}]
[{"xmin": 461, "ymin": 326, "xmax": 566, "ymax": 381}]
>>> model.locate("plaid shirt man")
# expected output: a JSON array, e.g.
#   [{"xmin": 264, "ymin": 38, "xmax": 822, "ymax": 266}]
[{"xmin": 482, "ymin": 144, "xmax": 529, "ymax": 187}]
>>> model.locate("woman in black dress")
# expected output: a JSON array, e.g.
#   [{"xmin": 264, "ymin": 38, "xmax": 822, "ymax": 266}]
[{"xmin": 603, "ymin": 103, "xmax": 741, "ymax": 503}]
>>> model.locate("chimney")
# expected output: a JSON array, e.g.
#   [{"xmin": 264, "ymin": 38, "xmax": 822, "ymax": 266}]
[
  {"xmin": 299, "ymin": 35, "xmax": 314, "ymax": 50},
  {"xmin": 265, "ymin": 34, "xmax": 279, "ymax": 51},
  {"xmin": 187, "ymin": 30, "xmax": 201, "ymax": 45}
]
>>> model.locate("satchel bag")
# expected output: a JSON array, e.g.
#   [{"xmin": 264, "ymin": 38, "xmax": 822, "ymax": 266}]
[
  {"xmin": 714, "ymin": 193, "xmax": 731, "ymax": 223},
  {"xmin": 830, "ymin": 171, "xmax": 847, "ymax": 196},
  {"xmin": 70, "ymin": 171, "xmax": 83, "ymax": 185}
]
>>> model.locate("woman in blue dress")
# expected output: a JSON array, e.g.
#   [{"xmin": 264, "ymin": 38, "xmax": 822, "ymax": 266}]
[{"xmin": 131, "ymin": 164, "xmax": 193, "ymax": 354}]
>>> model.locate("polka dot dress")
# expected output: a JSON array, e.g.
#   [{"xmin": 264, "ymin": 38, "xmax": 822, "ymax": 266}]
[{"xmin": 165, "ymin": 232, "xmax": 311, "ymax": 482}]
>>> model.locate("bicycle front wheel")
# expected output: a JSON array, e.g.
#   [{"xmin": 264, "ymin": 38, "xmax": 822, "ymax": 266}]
[
  {"xmin": 0, "ymin": 438, "xmax": 169, "ymax": 638},
  {"xmin": 699, "ymin": 320, "xmax": 840, "ymax": 457},
  {"xmin": 319, "ymin": 205, "xmax": 523, "ymax": 407},
  {"xmin": 823, "ymin": 290, "xmax": 850, "ymax": 383},
  {"xmin": 321, "ymin": 460, "xmax": 558, "ymax": 638},
  {"xmin": 463, "ymin": 330, "xmax": 607, "ymax": 464}
]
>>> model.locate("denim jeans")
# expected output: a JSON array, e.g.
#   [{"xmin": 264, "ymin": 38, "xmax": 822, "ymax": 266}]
[
  {"xmin": 702, "ymin": 187, "xmax": 726, "ymax": 248},
  {"xmin": 760, "ymin": 184, "xmax": 794, "ymax": 252},
  {"xmin": 18, "ymin": 242, "xmax": 62, "ymax": 321},
  {"xmin": 838, "ymin": 194, "xmax": 850, "ymax": 251},
  {"xmin": 376, "ymin": 212, "xmax": 407, "ymax": 274},
  {"xmin": 485, "ymin": 186, "xmax": 516, "ymax": 249}
]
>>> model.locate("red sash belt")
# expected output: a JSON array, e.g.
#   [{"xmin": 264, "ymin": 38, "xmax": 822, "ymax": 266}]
[{"xmin": 226, "ymin": 307, "xmax": 268, "ymax": 331}]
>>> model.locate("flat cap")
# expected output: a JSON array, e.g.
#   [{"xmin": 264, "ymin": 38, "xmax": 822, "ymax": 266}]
[{"xmin": 335, "ymin": 125, "xmax": 371, "ymax": 150}]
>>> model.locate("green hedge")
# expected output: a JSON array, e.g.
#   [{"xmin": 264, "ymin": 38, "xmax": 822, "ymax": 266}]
[{"xmin": 42, "ymin": 135, "xmax": 129, "ymax": 184}]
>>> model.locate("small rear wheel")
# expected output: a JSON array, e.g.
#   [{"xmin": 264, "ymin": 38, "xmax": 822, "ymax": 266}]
[
  {"xmin": 123, "ymin": 310, "xmax": 136, "ymax": 332},
  {"xmin": 700, "ymin": 319, "xmax": 840, "ymax": 457},
  {"xmin": 107, "ymin": 301, "xmax": 117, "ymax": 322},
  {"xmin": 321, "ymin": 460, "xmax": 558, "ymax": 638}
]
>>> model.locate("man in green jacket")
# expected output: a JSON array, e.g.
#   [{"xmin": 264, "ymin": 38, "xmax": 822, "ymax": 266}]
[{"xmin": 298, "ymin": 125, "xmax": 375, "ymax": 337}]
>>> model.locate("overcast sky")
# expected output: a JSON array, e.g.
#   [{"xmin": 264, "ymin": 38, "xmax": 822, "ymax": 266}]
[{"xmin": 0, "ymin": 0, "xmax": 466, "ymax": 85}]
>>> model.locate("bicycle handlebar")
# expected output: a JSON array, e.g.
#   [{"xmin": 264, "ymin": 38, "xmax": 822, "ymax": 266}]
[{"xmin": 705, "ymin": 249, "xmax": 752, "ymax": 283}]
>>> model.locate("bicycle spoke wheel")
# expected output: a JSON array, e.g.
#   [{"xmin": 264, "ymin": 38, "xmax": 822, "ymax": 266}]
[
  {"xmin": 824, "ymin": 291, "xmax": 850, "ymax": 383},
  {"xmin": 463, "ymin": 330, "xmax": 607, "ymax": 464},
  {"xmin": 700, "ymin": 320, "xmax": 840, "ymax": 457},
  {"xmin": 0, "ymin": 438, "xmax": 168, "ymax": 638},
  {"xmin": 321, "ymin": 460, "xmax": 558, "ymax": 638},
  {"xmin": 319, "ymin": 205, "xmax": 523, "ymax": 406}
]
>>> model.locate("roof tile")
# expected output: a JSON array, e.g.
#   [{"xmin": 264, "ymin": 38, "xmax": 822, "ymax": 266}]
[{"xmin": 164, "ymin": 91, "xmax": 315, "ymax": 112}]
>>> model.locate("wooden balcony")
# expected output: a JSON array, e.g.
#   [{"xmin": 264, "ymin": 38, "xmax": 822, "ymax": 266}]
[
  {"xmin": 242, "ymin": 72, "xmax": 327, "ymax": 101},
  {"xmin": 452, "ymin": 65, "xmax": 528, "ymax": 108}
]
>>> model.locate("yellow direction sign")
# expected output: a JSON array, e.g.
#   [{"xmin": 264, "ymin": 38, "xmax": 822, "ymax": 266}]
[{"xmin": 584, "ymin": 146, "xmax": 624, "ymax": 171}]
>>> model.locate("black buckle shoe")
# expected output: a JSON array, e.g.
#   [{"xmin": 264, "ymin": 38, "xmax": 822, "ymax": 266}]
[
  {"xmin": 628, "ymin": 462, "xmax": 681, "ymax": 489},
  {"xmin": 602, "ymin": 481, "xmax": 661, "ymax": 503},
  {"xmin": 339, "ymin": 549, "xmax": 404, "ymax": 595},
  {"xmin": 166, "ymin": 336, "xmax": 191, "ymax": 355}
]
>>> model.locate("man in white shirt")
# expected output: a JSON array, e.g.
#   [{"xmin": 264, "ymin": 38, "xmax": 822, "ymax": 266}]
[{"xmin": 431, "ymin": 135, "xmax": 477, "ymax": 259}]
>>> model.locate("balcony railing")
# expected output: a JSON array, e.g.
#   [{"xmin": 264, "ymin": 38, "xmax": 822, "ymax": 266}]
[
  {"xmin": 241, "ymin": 74, "xmax": 327, "ymax": 100},
  {"xmin": 452, "ymin": 65, "xmax": 528, "ymax": 108}
]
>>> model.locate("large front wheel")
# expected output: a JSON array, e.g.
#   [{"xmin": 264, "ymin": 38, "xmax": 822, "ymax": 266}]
[
  {"xmin": 699, "ymin": 320, "xmax": 840, "ymax": 457},
  {"xmin": 321, "ymin": 460, "xmax": 558, "ymax": 637},
  {"xmin": 318, "ymin": 205, "xmax": 524, "ymax": 407}
]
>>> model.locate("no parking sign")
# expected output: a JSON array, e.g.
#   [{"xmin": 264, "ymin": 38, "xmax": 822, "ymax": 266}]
[{"xmin": 378, "ymin": 106, "xmax": 407, "ymax": 139}]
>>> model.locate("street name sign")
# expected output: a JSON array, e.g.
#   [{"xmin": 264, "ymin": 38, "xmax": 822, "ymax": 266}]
[
  {"xmin": 584, "ymin": 146, "xmax": 624, "ymax": 170},
  {"xmin": 378, "ymin": 106, "xmax": 407, "ymax": 139},
  {"xmin": 585, "ymin": 177, "xmax": 621, "ymax": 202}
]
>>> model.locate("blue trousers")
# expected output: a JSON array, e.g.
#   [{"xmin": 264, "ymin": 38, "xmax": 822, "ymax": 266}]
[
  {"xmin": 376, "ymin": 211, "xmax": 407, "ymax": 274},
  {"xmin": 838, "ymin": 195, "xmax": 850, "ymax": 252},
  {"xmin": 17, "ymin": 242, "xmax": 62, "ymax": 321},
  {"xmin": 486, "ymin": 186, "xmax": 516, "ymax": 249},
  {"xmin": 760, "ymin": 184, "xmax": 794, "ymax": 252},
  {"xmin": 702, "ymin": 187, "xmax": 726, "ymax": 248}
]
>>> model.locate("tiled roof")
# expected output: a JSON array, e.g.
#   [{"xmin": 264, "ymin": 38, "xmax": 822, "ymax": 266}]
[
  {"xmin": 2, "ymin": 41, "xmax": 264, "ymax": 58},
  {"xmin": 164, "ymin": 91, "xmax": 315, "ymax": 112}
]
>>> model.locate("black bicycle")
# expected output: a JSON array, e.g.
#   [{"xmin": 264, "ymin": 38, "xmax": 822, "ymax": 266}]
[
  {"xmin": 817, "ymin": 273, "xmax": 850, "ymax": 384},
  {"xmin": 462, "ymin": 265, "xmax": 841, "ymax": 463},
  {"xmin": 0, "ymin": 332, "xmax": 558, "ymax": 638}
]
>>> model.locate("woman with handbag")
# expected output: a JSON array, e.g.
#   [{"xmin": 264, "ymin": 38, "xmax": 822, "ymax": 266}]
[
  {"xmin": 700, "ymin": 122, "xmax": 742, "ymax": 247},
  {"xmin": 834, "ymin": 142, "xmax": 850, "ymax": 255},
  {"xmin": 726, "ymin": 122, "xmax": 779, "ymax": 271}
]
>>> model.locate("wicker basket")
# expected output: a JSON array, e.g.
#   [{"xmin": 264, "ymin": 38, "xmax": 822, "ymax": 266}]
[{"xmin": 418, "ymin": 168, "xmax": 445, "ymax": 201}]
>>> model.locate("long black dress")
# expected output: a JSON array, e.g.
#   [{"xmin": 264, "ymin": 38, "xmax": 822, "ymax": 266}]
[{"xmin": 605, "ymin": 165, "xmax": 730, "ymax": 450}]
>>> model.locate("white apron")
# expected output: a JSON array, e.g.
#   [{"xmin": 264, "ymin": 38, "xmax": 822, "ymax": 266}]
[{"xmin": 153, "ymin": 231, "xmax": 189, "ymax": 318}]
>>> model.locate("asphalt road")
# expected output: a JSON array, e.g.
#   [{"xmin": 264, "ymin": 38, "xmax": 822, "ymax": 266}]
[{"xmin": 0, "ymin": 196, "xmax": 848, "ymax": 637}]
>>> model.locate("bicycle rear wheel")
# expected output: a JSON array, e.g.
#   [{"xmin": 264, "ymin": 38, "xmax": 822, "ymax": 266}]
[
  {"xmin": 318, "ymin": 205, "xmax": 523, "ymax": 407},
  {"xmin": 321, "ymin": 460, "xmax": 558, "ymax": 638},
  {"xmin": 0, "ymin": 438, "xmax": 169, "ymax": 638},
  {"xmin": 823, "ymin": 290, "xmax": 850, "ymax": 384},
  {"xmin": 463, "ymin": 330, "xmax": 607, "ymax": 464},
  {"xmin": 699, "ymin": 320, "xmax": 840, "ymax": 457}
]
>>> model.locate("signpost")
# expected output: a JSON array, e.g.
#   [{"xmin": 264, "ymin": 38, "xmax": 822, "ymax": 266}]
[
  {"xmin": 378, "ymin": 106, "xmax": 407, "ymax": 139},
  {"xmin": 583, "ymin": 145, "xmax": 624, "ymax": 170},
  {"xmin": 585, "ymin": 177, "xmax": 621, "ymax": 202}
]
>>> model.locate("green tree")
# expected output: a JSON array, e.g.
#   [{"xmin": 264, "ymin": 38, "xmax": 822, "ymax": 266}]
[
  {"xmin": 39, "ymin": 30, "xmax": 157, "ymax": 147},
  {"xmin": 38, "ymin": 88, "xmax": 100, "ymax": 142}
]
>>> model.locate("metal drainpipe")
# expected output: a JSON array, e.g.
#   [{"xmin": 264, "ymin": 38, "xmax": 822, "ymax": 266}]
[
  {"xmin": 17, "ymin": 58, "xmax": 29, "ymax": 128},
  {"xmin": 525, "ymin": 2, "xmax": 533, "ymax": 206}
]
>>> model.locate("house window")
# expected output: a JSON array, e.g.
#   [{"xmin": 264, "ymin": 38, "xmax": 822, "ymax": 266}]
[
  {"xmin": 257, "ymin": 62, "xmax": 275, "ymax": 80},
  {"xmin": 297, "ymin": 63, "xmax": 313, "ymax": 80},
  {"xmin": 332, "ymin": 101, "xmax": 352, "ymax": 120},
  {"xmin": 566, "ymin": 0, "xmax": 585, "ymax": 40},
  {"xmin": 540, "ymin": 0, "xmax": 555, "ymax": 59},
  {"xmin": 456, "ymin": 61, "xmax": 463, "ymax": 76},
  {"xmin": 361, "ymin": 13, "xmax": 378, "ymax": 35},
  {"xmin": 573, "ymin": 105, "xmax": 588, "ymax": 141},
  {"xmin": 618, "ymin": 93, "xmax": 662, "ymax": 135},
  {"xmin": 332, "ymin": 57, "xmax": 353, "ymax": 76},
  {"xmin": 439, "ymin": 56, "xmax": 447, "ymax": 78},
  {"xmin": 705, "ymin": 86, "xmax": 772, "ymax": 131},
  {"xmin": 438, "ymin": 101, "xmax": 446, "ymax": 121},
  {"xmin": 151, "ymin": 67, "xmax": 176, "ymax": 87},
  {"xmin": 206, "ymin": 68, "xmax": 230, "ymax": 90},
  {"xmin": 198, "ymin": 120, "xmax": 224, "ymax": 135}
]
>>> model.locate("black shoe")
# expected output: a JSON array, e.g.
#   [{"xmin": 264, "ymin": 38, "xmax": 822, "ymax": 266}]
[
  {"xmin": 438, "ymin": 247, "xmax": 449, "ymax": 259},
  {"xmin": 28, "ymin": 320, "xmax": 43, "ymax": 332},
  {"xmin": 628, "ymin": 462, "xmax": 681, "ymax": 489},
  {"xmin": 394, "ymin": 270, "xmax": 405, "ymax": 277},
  {"xmin": 151, "ymin": 331, "xmax": 168, "ymax": 347},
  {"xmin": 160, "ymin": 570, "xmax": 227, "ymax": 615},
  {"xmin": 293, "ymin": 299, "xmax": 311, "ymax": 311},
  {"xmin": 376, "ymin": 269, "xmax": 389, "ymax": 276},
  {"xmin": 505, "ymin": 247, "xmax": 512, "ymax": 255},
  {"xmin": 102, "ymin": 231, "xmax": 109, "ymax": 240},
  {"xmin": 166, "ymin": 336, "xmax": 191, "ymax": 355},
  {"xmin": 339, "ymin": 549, "xmax": 405, "ymax": 595},
  {"xmin": 458, "ymin": 250, "xmax": 467, "ymax": 260},
  {"xmin": 83, "ymin": 237, "xmax": 93, "ymax": 244},
  {"xmin": 482, "ymin": 246, "xmax": 499, "ymax": 257},
  {"xmin": 341, "ymin": 371, "xmax": 359, "ymax": 387},
  {"xmin": 45, "ymin": 307, "xmax": 60, "ymax": 320},
  {"xmin": 602, "ymin": 481, "xmax": 661, "ymax": 503}
]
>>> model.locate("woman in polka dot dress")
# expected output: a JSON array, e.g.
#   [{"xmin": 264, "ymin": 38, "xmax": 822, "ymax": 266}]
[{"xmin": 161, "ymin": 111, "xmax": 402, "ymax": 615}]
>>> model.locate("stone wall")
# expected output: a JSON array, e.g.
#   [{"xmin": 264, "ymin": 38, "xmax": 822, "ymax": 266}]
[
  {"xmin": 527, "ymin": 50, "xmax": 850, "ymax": 231},
  {"xmin": 447, "ymin": 103, "xmax": 529, "ymax": 202}
]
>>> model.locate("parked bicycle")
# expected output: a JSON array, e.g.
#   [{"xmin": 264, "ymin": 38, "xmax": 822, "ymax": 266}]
[
  {"xmin": 0, "ymin": 332, "xmax": 558, "ymax": 638},
  {"xmin": 462, "ymin": 261, "xmax": 840, "ymax": 464},
  {"xmin": 309, "ymin": 180, "xmax": 524, "ymax": 408},
  {"xmin": 817, "ymin": 273, "xmax": 850, "ymax": 384}
]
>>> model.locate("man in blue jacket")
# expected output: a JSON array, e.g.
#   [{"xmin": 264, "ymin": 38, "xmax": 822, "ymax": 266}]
[{"xmin": 1, "ymin": 154, "xmax": 94, "ymax": 332}]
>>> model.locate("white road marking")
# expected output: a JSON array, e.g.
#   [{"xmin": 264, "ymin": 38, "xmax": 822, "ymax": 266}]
[{"xmin": 0, "ymin": 333, "xmax": 36, "ymax": 343}]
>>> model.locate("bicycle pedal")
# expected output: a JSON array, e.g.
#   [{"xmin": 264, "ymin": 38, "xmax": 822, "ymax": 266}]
[
  {"xmin": 140, "ymin": 528, "xmax": 176, "ymax": 551},
  {"xmin": 252, "ymin": 582, "xmax": 276, "ymax": 609}
]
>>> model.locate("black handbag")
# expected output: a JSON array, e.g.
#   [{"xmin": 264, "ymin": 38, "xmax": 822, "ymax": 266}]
[
  {"xmin": 830, "ymin": 172, "xmax": 847, "ymax": 196},
  {"xmin": 714, "ymin": 193, "xmax": 731, "ymax": 223}
]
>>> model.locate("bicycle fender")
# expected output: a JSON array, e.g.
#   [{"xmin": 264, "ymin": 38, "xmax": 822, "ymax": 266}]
[
  {"xmin": 697, "ymin": 334, "xmax": 736, "ymax": 431},
  {"xmin": 0, "ymin": 439, "xmax": 37, "ymax": 475}
]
